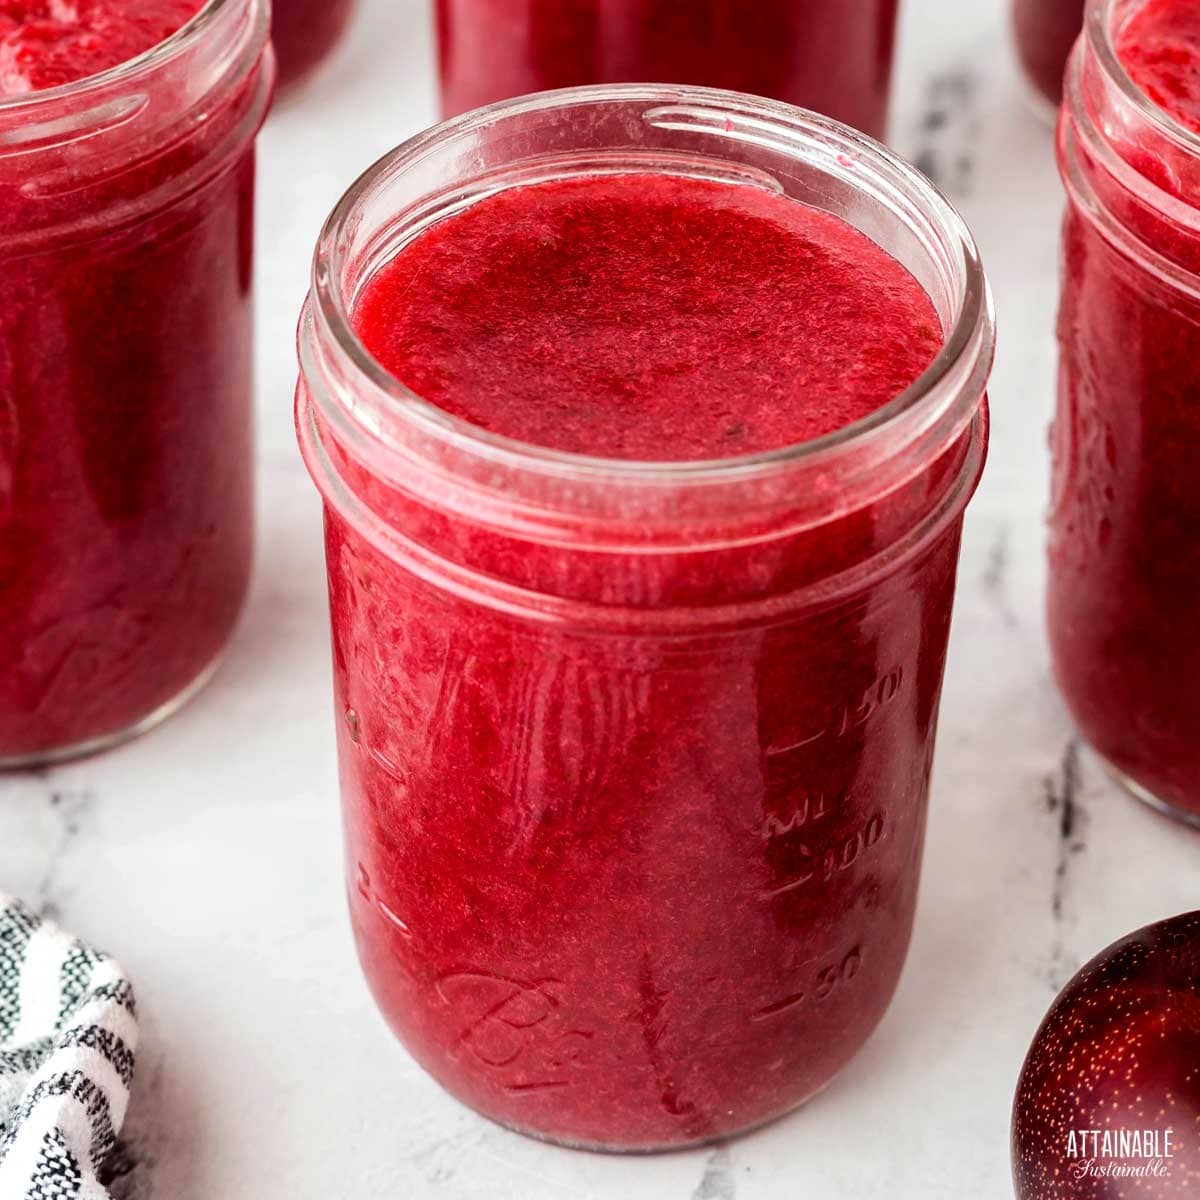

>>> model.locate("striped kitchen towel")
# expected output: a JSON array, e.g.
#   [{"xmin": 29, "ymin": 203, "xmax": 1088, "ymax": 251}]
[{"xmin": 0, "ymin": 895, "xmax": 137, "ymax": 1200}]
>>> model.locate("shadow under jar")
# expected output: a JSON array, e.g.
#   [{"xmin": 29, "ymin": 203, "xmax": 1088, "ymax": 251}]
[
  {"xmin": 0, "ymin": 0, "xmax": 273, "ymax": 767},
  {"xmin": 435, "ymin": 0, "xmax": 900, "ymax": 140},
  {"xmin": 272, "ymin": 0, "xmax": 355, "ymax": 88},
  {"xmin": 1052, "ymin": 0, "xmax": 1200, "ymax": 827},
  {"xmin": 1013, "ymin": 0, "xmax": 1086, "ymax": 110},
  {"xmin": 296, "ymin": 87, "xmax": 994, "ymax": 1150}
]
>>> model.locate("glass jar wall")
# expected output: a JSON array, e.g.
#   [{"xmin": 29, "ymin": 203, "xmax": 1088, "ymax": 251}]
[
  {"xmin": 272, "ymin": 0, "xmax": 355, "ymax": 88},
  {"xmin": 1013, "ymin": 0, "xmax": 1086, "ymax": 109},
  {"xmin": 0, "ymin": 0, "xmax": 273, "ymax": 765},
  {"xmin": 296, "ymin": 87, "xmax": 993, "ymax": 1149},
  {"xmin": 1051, "ymin": 0, "xmax": 1200, "ymax": 824}
]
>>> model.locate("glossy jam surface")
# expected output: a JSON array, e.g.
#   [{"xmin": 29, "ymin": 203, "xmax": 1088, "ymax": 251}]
[
  {"xmin": 1012, "ymin": 0, "xmax": 1085, "ymax": 106},
  {"xmin": 0, "ymin": 5, "xmax": 261, "ymax": 761},
  {"xmin": 320, "ymin": 173, "xmax": 977, "ymax": 1148},
  {"xmin": 271, "ymin": 0, "xmax": 353, "ymax": 86},
  {"xmin": 1050, "ymin": 1, "xmax": 1200, "ymax": 820},
  {"xmin": 355, "ymin": 176, "xmax": 941, "ymax": 461},
  {"xmin": 0, "ymin": 0, "xmax": 203, "ymax": 94},
  {"xmin": 436, "ymin": 0, "xmax": 900, "ymax": 139}
]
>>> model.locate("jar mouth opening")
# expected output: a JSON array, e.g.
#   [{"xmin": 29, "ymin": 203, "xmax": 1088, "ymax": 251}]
[
  {"xmin": 0, "ymin": 0, "xmax": 230, "ymax": 112},
  {"xmin": 1086, "ymin": 0, "xmax": 1200, "ymax": 159},
  {"xmin": 311, "ymin": 84, "xmax": 993, "ymax": 486}
]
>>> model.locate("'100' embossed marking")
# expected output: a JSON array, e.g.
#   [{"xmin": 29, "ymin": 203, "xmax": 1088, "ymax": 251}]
[{"xmin": 761, "ymin": 814, "xmax": 885, "ymax": 898}]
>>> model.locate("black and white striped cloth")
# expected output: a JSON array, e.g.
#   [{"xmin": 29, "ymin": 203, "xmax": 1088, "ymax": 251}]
[{"xmin": 0, "ymin": 895, "xmax": 137, "ymax": 1200}]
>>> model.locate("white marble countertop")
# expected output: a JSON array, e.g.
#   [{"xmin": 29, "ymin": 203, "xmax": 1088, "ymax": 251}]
[{"xmin": 3, "ymin": 1, "xmax": 1198, "ymax": 1196}]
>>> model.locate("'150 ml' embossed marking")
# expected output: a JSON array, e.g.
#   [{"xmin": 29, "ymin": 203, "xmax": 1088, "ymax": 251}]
[{"xmin": 765, "ymin": 668, "xmax": 905, "ymax": 757}]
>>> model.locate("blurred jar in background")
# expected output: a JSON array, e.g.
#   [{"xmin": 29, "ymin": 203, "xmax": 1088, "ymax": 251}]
[
  {"xmin": 1013, "ymin": 0, "xmax": 1086, "ymax": 110},
  {"xmin": 1050, "ymin": 0, "xmax": 1200, "ymax": 825},
  {"xmin": 273, "ymin": 0, "xmax": 356, "ymax": 87},
  {"xmin": 0, "ymin": 0, "xmax": 272, "ymax": 766},
  {"xmin": 435, "ymin": 0, "xmax": 901, "ymax": 141}
]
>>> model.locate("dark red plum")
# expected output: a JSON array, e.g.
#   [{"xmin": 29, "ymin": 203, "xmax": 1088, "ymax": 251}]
[{"xmin": 1013, "ymin": 913, "xmax": 1200, "ymax": 1198}]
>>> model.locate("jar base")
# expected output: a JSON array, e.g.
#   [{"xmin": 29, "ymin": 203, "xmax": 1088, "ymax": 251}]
[
  {"xmin": 1096, "ymin": 753, "xmax": 1200, "ymax": 831},
  {"xmin": 448, "ymin": 1076, "xmax": 836, "ymax": 1155},
  {"xmin": 0, "ymin": 650, "xmax": 226, "ymax": 772}
]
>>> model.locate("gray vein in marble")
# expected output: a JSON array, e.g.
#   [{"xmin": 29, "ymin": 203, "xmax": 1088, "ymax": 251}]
[
  {"xmin": 693, "ymin": 1148, "xmax": 735, "ymax": 1200},
  {"xmin": 911, "ymin": 68, "xmax": 979, "ymax": 198},
  {"xmin": 981, "ymin": 524, "xmax": 1019, "ymax": 630},
  {"xmin": 463, "ymin": 1138, "xmax": 599, "ymax": 1199},
  {"xmin": 33, "ymin": 776, "xmax": 94, "ymax": 923},
  {"xmin": 388, "ymin": 1126, "xmax": 575, "ymax": 1197},
  {"xmin": 1043, "ymin": 739, "xmax": 1087, "ymax": 990}
]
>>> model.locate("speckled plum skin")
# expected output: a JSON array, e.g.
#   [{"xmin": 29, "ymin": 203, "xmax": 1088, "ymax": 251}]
[{"xmin": 1012, "ymin": 913, "xmax": 1200, "ymax": 1198}]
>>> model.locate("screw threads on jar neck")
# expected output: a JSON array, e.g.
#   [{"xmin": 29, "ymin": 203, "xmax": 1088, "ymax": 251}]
[
  {"xmin": 1061, "ymin": 0, "xmax": 1200, "ymax": 296},
  {"xmin": 300, "ymin": 86, "xmax": 992, "ymax": 544},
  {"xmin": 0, "ymin": 0, "xmax": 274, "ymax": 248}
]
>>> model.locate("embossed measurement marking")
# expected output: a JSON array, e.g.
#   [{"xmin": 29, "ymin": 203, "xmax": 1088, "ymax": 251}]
[
  {"xmin": 355, "ymin": 864, "xmax": 415, "ymax": 940},
  {"xmin": 765, "ymin": 668, "xmax": 905, "ymax": 757},
  {"xmin": 376, "ymin": 899, "xmax": 413, "ymax": 939},
  {"xmin": 344, "ymin": 706, "xmax": 414, "ymax": 789},
  {"xmin": 760, "ymin": 814, "xmax": 885, "ymax": 898},
  {"xmin": 759, "ymin": 789, "xmax": 844, "ymax": 840},
  {"xmin": 752, "ymin": 948, "xmax": 864, "ymax": 1021}
]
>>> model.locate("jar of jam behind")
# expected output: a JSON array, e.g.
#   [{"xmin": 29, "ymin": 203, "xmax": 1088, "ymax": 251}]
[
  {"xmin": 1051, "ymin": 0, "xmax": 1200, "ymax": 824},
  {"xmin": 0, "ymin": 0, "xmax": 273, "ymax": 765},
  {"xmin": 272, "ymin": 0, "xmax": 355, "ymax": 88},
  {"xmin": 435, "ymin": 0, "xmax": 900, "ymax": 140},
  {"xmin": 1013, "ymin": 0, "xmax": 1086, "ymax": 111}
]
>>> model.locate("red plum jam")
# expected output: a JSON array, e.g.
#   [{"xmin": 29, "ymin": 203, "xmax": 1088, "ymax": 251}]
[
  {"xmin": 297, "ymin": 89, "xmax": 994, "ymax": 1149},
  {"xmin": 1051, "ymin": 0, "xmax": 1200, "ymax": 824},
  {"xmin": 435, "ymin": 0, "xmax": 900, "ymax": 140},
  {"xmin": 0, "ymin": 0, "xmax": 272, "ymax": 764}
]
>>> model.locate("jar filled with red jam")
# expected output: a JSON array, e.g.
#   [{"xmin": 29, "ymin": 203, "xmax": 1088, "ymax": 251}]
[
  {"xmin": 272, "ymin": 0, "xmax": 355, "ymax": 88},
  {"xmin": 435, "ymin": 0, "xmax": 900, "ymax": 140},
  {"xmin": 0, "ymin": 0, "xmax": 273, "ymax": 766},
  {"xmin": 297, "ymin": 87, "xmax": 994, "ymax": 1150},
  {"xmin": 1013, "ymin": 0, "xmax": 1086, "ymax": 110},
  {"xmin": 1052, "ymin": 0, "xmax": 1200, "ymax": 825}
]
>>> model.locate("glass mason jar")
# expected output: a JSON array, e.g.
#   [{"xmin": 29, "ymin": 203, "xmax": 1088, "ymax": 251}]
[
  {"xmin": 297, "ymin": 87, "xmax": 993, "ymax": 1150},
  {"xmin": 1013, "ymin": 0, "xmax": 1086, "ymax": 111},
  {"xmin": 435, "ymin": 0, "xmax": 900, "ymax": 140},
  {"xmin": 1052, "ymin": 0, "xmax": 1200, "ymax": 826},
  {"xmin": 272, "ymin": 0, "xmax": 356, "ymax": 88},
  {"xmin": 0, "ymin": 1, "xmax": 273, "ymax": 767}
]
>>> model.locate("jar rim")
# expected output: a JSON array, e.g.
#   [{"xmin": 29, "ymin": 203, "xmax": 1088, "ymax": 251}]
[
  {"xmin": 1063, "ymin": 0, "xmax": 1200, "ymax": 298},
  {"xmin": 1085, "ymin": 0, "xmax": 1200, "ymax": 159},
  {"xmin": 308, "ymin": 84, "xmax": 994, "ymax": 487},
  {"xmin": 0, "ymin": 0, "xmax": 232, "ymax": 113}
]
